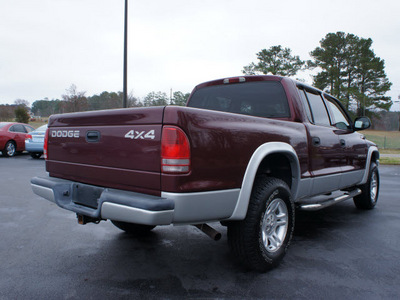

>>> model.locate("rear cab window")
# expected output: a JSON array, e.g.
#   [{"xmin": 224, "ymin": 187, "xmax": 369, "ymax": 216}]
[{"xmin": 188, "ymin": 81, "xmax": 290, "ymax": 119}]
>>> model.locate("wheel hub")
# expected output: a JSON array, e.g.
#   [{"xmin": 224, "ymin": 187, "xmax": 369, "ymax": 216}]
[
  {"xmin": 6, "ymin": 143, "xmax": 15, "ymax": 156},
  {"xmin": 370, "ymin": 171, "xmax": 378, "ymax": 203},
  {"xmin": 261, "ymin": 198, "xmax": 288, "ymax": 253}
]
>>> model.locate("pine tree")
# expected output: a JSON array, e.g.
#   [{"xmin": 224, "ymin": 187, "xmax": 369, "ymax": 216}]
[
  {"xmin": 243, "ymin": 45, "xmax": 305, "ymax": 77},
  {"xmin": 310, "ymin": 32, "xmax": 392, "ymax": 115}
]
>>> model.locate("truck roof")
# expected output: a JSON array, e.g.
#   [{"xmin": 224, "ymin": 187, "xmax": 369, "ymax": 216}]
[{"xmin": 193, "ymin": 75, "xmax": 285, "ymax": 91}]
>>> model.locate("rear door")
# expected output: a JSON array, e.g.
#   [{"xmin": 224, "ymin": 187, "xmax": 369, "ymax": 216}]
[
  {"xmin": 298, "ymin": 88, "xmax": 344, "ymax": 195},
  {"xmin": 9, "ymin": 124, "xmax": 28, "ymax": 150}
]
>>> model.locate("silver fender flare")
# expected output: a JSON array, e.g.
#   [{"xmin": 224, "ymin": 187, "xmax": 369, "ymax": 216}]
[
  {"xmin": 360, "ymin": 146, "xmax": 380, "ymax": 185},
  {"xmin": 227, "ymin": 142, "xmax": 301, "ymax": 220}
]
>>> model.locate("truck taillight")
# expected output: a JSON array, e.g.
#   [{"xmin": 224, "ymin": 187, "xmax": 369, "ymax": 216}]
[
  {"xmin": 43, "ymin": 129, "xmax": 49, "ymax": 159},
  {"xmin": 161, "ymin": 126, "xmax": 190, "ymax": 174}
]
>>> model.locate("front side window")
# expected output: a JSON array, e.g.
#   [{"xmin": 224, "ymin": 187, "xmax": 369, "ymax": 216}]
[
  {"xmin": 188, "ymin": 81, "xmax": 290, "ymax": 118},
  {"xmin": 325, "ymin": 97, "xmax": 351, "ymax": 130}
]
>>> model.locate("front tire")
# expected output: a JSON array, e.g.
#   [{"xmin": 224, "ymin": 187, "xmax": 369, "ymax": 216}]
[
  {"xmin": 228, "ymin": 176, "xmax": 294, "ymax": 272},
  {"xmin": 354, "ymin": 162, "xmax": 379, "ymax": 209},
  {"xmin": 111, "ymin": 220, "xmax": 156, "ymax": 235}
]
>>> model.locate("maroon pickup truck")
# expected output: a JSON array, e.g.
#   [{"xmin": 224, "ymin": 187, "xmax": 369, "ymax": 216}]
[{"xmin": 31, "ymin": 75, "xmax": 379, "ymax": 271}]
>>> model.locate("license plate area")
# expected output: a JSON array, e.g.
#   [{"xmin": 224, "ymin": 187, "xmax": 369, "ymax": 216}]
[
  {"xmin": 32, "ymin": 137, "xmax": 44, "ymax": 143},
  {"xmin": 72, "ymin": 183, "xmax": 103, "ymax": 209}
]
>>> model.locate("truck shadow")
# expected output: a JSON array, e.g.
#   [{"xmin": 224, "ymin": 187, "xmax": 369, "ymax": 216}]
[{"xmin": 294, "ymin": 201, "xmax": 374, "ymax": 239}]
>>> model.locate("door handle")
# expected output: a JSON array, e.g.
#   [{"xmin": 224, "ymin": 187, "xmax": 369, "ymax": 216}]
[
  {"xmin": 340, "ymin": 139, "xmax": 346, "ymax": 147},
  {"xmin": 312, "ymin": 137, "xmax": 321, "ymax": 146},
  {"xmin": 86, "ymin": 131, "xmax": 101, "ymax": 143}
]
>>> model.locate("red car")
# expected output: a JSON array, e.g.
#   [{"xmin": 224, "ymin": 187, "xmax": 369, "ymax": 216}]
[{"xmin": 0, "ymin": 122, "xmax": 35, "ymax": 157}]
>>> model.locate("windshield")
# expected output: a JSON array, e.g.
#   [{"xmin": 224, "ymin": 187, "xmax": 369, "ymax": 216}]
[{"xmin": 188, "ymin": 81, "xmax": 290, "ymax": 118}]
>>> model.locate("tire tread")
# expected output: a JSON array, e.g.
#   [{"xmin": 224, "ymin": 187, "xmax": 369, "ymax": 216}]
[{"xmin": 228, "ymin": 176, "xmax": 294, "ymax": 272}]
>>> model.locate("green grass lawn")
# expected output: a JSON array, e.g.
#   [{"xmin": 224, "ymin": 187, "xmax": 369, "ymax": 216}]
[
  {"xmin": 363, "ymin": 131, "xmax": 400, "ymax": 164},
  {"xmin": 379, "ymin": 149, "xmax": 400, "ymax": 155},
  {"xmin": 380, "ymin": 157, "xmax": 400, "ymax": 165},
  {"xmin": 364, "ymin": 130, "xmax": 400, "ymax": 149}
]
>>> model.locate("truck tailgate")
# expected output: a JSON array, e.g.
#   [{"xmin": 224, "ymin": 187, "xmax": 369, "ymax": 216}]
[{"xmin": 46, "ymin": 107, "xmax": 164, "ymax": 196}]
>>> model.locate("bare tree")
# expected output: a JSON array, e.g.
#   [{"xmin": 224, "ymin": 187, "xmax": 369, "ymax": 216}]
[
  {"xmin": 61, "ymin": 84, "xmax": 88, "ymax": 113},
  {"xmin": 14, "ymin": 99, "xmax": 30, "ymax": 107}
]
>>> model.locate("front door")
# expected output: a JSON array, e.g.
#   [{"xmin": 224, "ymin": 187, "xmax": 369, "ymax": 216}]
[{"xmin": 323, "ymin": 95, "xmax": 368, "ymax": 187}]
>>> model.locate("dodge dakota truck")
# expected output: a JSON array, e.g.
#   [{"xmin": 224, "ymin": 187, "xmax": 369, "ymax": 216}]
[{"xmin": 31, "ymin": 75, "xmax": 379, "ymax": 271}]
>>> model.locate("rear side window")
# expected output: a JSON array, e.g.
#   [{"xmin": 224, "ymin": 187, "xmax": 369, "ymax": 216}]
[
  {"xmin": 298, "ymin": 89, "xmax": 313, "ymax": 122},
  {"xmin": 24, "ymin": 125, "xmax": 34, "ymax": 133},
  {"xmin": 188, "ymin": 81, "xmax": 290, "ymax": 118},
  {"xmin": 305, "ymin": 91, "xmax": 331, "ymax": 127},
  {"xmin": 9, "ymin": 124, "xmax": 27, "ymax": 133}
]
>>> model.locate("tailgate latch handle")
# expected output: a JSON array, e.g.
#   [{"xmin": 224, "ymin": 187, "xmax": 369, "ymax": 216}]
[{"xmin": 86, "ymin": 131, "xmax": 101, "ymax": 143}]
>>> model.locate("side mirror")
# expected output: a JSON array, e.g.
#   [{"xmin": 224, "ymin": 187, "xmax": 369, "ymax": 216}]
[{"xmin": 354, "ymin": 116, "xmax": 371, "ymax": 131}]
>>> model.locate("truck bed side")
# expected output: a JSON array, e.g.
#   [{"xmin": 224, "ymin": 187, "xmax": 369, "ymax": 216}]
[{"xmin": 161, "ymin": 106, "xmax": 309, "ymax": 193}]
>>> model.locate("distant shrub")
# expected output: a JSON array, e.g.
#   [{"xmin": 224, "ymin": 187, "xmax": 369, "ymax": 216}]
[{"xmin": 15, "ymin": 107, "xmax": 30, "ymax": 123}]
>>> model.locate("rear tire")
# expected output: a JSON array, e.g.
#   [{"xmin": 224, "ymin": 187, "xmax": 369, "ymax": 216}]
[
  {"xmin": 228, "ymin": 176, "xmax": 294, "ymax": 272},
  {"xmin": 3, "ymin": 141, "xmax": 16, "ymax": 157},
  {"xmin": 111, "ymin": 220, "xmax": 156, "ymax": 235},
  {"xmin": 30, "ymin": 153, "xmax": 42, "ymax": 159},
  {"xmin": 354, "ymin": 162, "xmax": 379, "ymax": 209}
]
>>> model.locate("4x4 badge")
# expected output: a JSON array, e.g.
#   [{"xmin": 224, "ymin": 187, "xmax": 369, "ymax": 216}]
[{"xmin": 124, "ymin": 130, "xmax": 155, "ymax": 140}]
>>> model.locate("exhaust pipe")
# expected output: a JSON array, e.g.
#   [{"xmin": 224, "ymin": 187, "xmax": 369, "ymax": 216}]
[
  {"xmin": 193, "ymin": 224, "xmax": 221, "ymax": 241},
  {"xmin": 77, "ymin": 214, "xmax": 101, "ymax": 225}
]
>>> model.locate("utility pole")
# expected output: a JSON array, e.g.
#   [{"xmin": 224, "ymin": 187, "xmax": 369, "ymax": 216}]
[{"xmin": 123, "ymin": 0, "xmax": 128, "ymax": 108}]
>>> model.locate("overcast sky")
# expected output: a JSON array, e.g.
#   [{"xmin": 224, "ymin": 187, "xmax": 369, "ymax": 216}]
[{"xmin": 1, "ymin": 0, "xmax": 399, "ymax": 110}]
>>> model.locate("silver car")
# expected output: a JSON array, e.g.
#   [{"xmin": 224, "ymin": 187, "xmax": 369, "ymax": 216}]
[{"xmin": 25, "ymin": 124, "xmax": 47, "ymax": 159}]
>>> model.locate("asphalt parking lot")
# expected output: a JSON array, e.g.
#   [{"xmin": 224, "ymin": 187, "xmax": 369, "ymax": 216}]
[{"xmin": 1, "ymin": 154, "xmax": 399, "ymax": 299}]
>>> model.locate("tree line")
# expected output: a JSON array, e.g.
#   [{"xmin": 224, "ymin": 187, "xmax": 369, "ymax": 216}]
[
  {"xmin": 29, "ymin": 85, "xmax": 190, "ymax": 117},
  {"xmin": 1, "ymin": 87, "xmax": 190, "ymax": 120},
  {"xmin": 243, "ymin": 31, "xmax": 392, "ymax": 117}
]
